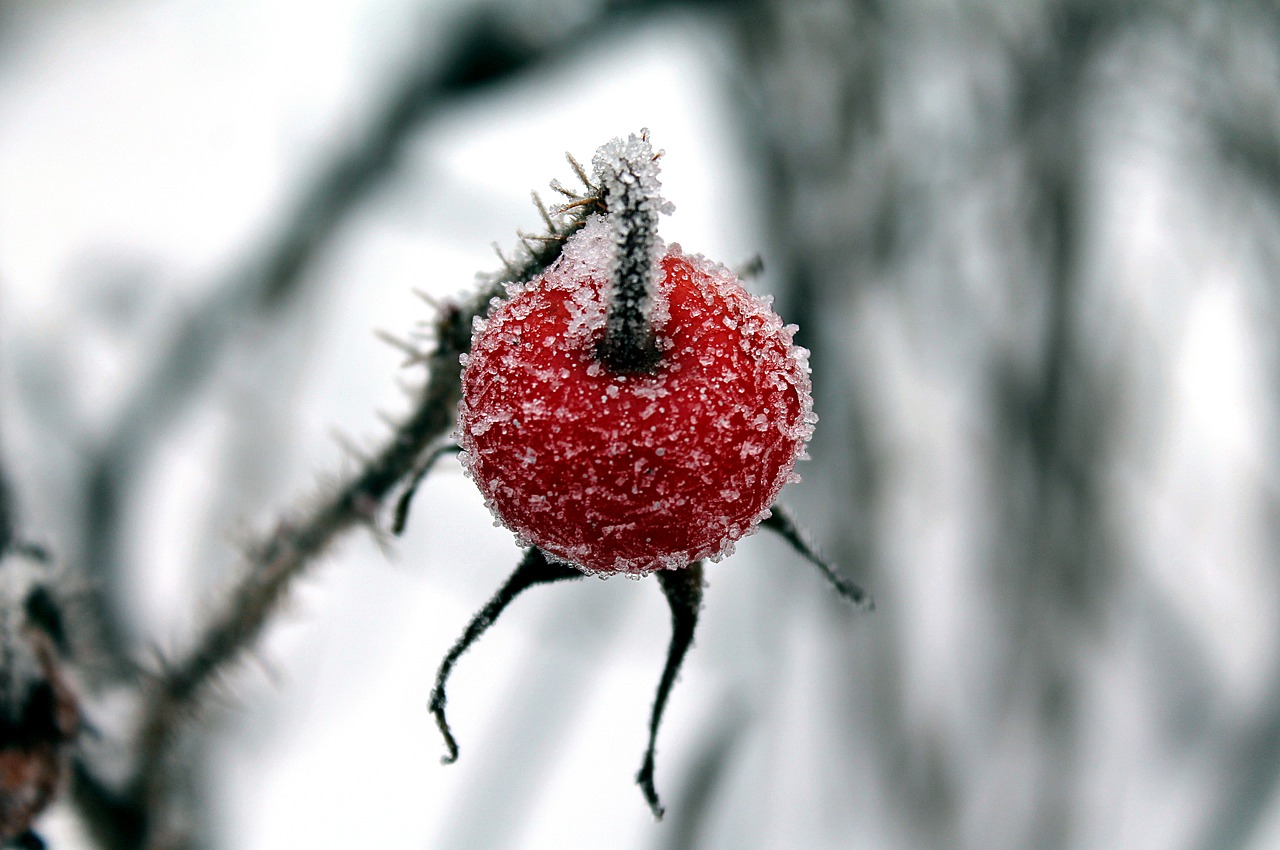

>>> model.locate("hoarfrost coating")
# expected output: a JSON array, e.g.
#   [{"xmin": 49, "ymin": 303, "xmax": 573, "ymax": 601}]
[
  {"xmin": 458, "ymin": 214, "xmax": 815, "ymax": 575},
  {"xmin": 588, "ymin": 130, "xmax": 675, "ymax": 374}
]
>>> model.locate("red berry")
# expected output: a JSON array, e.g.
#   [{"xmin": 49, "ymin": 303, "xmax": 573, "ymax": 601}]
[{"xmin": 459, "ymin": 215, "xmax": 815, "ymax": 575}]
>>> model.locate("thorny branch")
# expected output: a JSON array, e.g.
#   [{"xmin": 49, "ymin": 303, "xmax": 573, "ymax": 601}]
[
  {"xmin": 128, "ymin": 295, "xmax": 475, "ymax": 807},
  {"xmin": 68, "ymin": 153, "xmax": 607, "ymax": 846},
  {"xmin": 54, "ymin": 6, "xmax": 628, "ymax": 843}
]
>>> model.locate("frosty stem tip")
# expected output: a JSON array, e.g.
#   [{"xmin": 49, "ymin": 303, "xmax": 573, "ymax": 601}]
[{"xmin": 593, "ymin": 131, "xmax": 669, "ymax": 374}]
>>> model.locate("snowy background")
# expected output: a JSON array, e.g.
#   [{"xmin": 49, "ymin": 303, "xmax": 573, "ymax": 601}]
[{"xmin": 2, "ymin": 1, "xmax": 1280, "ymax": 849}]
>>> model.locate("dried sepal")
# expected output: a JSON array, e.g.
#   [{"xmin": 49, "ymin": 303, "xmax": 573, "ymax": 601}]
[
  {"xmin": 637, "ymin": 561, "xmax": 704, "ymax": 820},
  {"xmin": 762, "ymin": 504, "xmax": 872, "ymax": 609},
  {"xmin": 391, "ymin": 443, "xmax": 461, "ymax": 535},
  {"xmin": 428, "ymin": 548, "xmax": 582, "ymax": 764}
]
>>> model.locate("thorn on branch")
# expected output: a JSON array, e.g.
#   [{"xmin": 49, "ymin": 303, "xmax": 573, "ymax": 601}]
[
  {"xmin": 548, "ymin": 178, "xmax": 577, "ymax": 200},
  {"xmin": 736, "ymin": 254, "xmax": 765, "ymax": 280},
  {"xmin": 411, "ymin": 287, "xmax": 442, "ymax": 309},
  {"xmin": 532, "ymin": 191, "xmax": 558, "ymax": 233},
  {"xmin": 374, "ymin": 329, "xmax": 428, "ymax": 365},
  {"xmin": 492, "ymin": 243, "xmax": 520, "ymax": 279},
  {"xmin": 331, "ymin": 430, "xmax": 372, "ymax": 465},
  {"xmin": 566, "ymin": 152, "xmax": 592, "ymax": 190}
]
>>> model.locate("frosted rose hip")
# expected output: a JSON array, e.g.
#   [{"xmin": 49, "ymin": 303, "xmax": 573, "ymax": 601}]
[
  {"xmin": 459, "ymin": 216, "xmax": 814, "ymax": 575},
  {"xmin": 432, "ymin": 138, "xmax": 864, "ymax": 826}
]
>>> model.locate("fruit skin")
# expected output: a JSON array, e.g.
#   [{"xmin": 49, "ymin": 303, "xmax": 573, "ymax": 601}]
[{"xmin": 459, "ymin": 215, "xmax": 815, "ymax": 575}]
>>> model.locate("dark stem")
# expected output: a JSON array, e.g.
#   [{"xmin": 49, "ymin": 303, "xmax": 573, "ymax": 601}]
[
  {"xmin": 596, "ymin": 170, "xmax": 662, "ymax": 373},
  {"xmin": 637, "ymin": 562, "xmax": 705, "ymax": 820},
  {"xmin": 429, "ymin": 548, "xmax": 582, "ymax": 764},
  {"xmin": 762, "ymin": 504, "xmax": 873, "ymax": 610}
]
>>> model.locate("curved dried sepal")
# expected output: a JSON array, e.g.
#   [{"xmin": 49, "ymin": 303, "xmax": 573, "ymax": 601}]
[
  {"xmin": 762, "ymin": 504, "xmax": 873, "ymax": 610},
  {"xmin": 428, "ymin": 548, "xmax": 582, "ymax": 764},
  {"xmin": 636, "ymin": 561, "xmax": 704, "ymax": 821},
  {"xmin": 391, "ymin": 443, "xmax": 462, "ymax": 535}
]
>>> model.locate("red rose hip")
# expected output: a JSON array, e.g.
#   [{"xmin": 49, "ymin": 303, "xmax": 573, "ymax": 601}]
[
  {"xmin": 431, "ymin": 135, "xmax": 865, "ymax": 823},
  {"xmin": 459, "ymin": 214, "xmax": 815, "ymax": 575}
]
